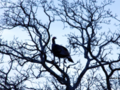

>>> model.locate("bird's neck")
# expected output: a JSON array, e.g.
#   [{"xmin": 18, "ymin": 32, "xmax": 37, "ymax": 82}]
[{"xmin": 52, "ymin": 39, "xmax": 56, "ymax": 44}]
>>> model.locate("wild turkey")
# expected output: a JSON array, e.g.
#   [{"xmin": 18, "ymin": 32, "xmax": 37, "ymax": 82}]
[{"xmin": 52, "ymin": 37, "xmax": 73, "ymax": 64}]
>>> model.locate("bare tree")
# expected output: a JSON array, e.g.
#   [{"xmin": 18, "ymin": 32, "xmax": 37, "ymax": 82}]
[
  {"xmin": 0, "ymin": 0, "xmax": 120, "ymax": 90},
  {"xmin": 0, "ymin": 0, "xmax": 54, "ymax": 89},
  {"xmin": 50, "ymin": 0, "xmax": 120, "ymax": 90}
]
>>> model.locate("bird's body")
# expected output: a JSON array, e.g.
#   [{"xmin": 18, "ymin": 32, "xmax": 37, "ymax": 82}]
[{"xmin": 52, "ymin": 37, "xmax": 73, "ymax": 63}]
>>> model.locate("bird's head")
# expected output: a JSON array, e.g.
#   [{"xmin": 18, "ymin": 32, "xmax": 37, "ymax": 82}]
[{"xmin": 52, "ymin": 37, "xmax": 57, "ymax": 40}]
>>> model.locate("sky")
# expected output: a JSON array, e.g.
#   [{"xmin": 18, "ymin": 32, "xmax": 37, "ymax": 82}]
[
  {"xmin": 0, "ymin": 0, "xmax": 120, "ymax": 89},
  {"xmin": 1, "ymin": 0, "xmax": 120, "ymax": 42},
  {"xmin": 1, "ymin": 0, "xmax": 120, "ymax": 62},
  {"xmin": 1, "ymin": 0, "xmax": 120, "ymax": 70}
]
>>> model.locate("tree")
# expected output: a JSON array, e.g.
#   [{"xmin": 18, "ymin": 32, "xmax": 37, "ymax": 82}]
[{"xmin": 0, "ymin": 0, "xmax": 120, "ymax": 90}]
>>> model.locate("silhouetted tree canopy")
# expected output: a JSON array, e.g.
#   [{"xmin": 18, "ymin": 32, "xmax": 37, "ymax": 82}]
[{"xmin": 0, "ymin": 0, "xmax": 120, "ymax": 90}]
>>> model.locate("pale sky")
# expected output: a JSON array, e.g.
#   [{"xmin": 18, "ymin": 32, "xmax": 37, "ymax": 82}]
[
  {"xmin": 1, "ymin": 0, "xmax": 120, "ymax": 42},
  {"xmin": 0, "ymin": 0, "xmax": 120, "ymax": 89},
  {"xmin": 1, "ymin": 0, "xmax": 120, "ymax": 65}
]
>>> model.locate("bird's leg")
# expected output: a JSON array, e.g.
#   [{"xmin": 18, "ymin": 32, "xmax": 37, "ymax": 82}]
[
  {"xmin": 64, "ymin": 58, "xmax": 67, "ymax": 63},
  {"xmin": 52, "ymin": 56, "xmax": 58, "ymax": 64},
  {"xmin": 63, "ymin": 59, "xmax": 65, "ymax": 72},
  {"xmin": 54, "ymin": 56, "xmax": 55, "ymax": 62},
  {"xmin": 52, "ymin": 56, "xmax": 55, "ymax": 63},
  {"xmin": 58, "ymin": 57, "xmax": 61, "ymax": 66}
]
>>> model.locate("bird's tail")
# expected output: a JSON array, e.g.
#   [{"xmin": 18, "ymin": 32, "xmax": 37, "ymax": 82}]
[{"xmin": 67, "ymin": 56, "xmax": 74, "ymax": 62}]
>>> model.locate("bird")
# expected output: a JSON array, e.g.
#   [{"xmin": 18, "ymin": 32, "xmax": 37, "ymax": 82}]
[{"xmin": 52, "ymin": 37, "xmax": 73, "ymax": 64}]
